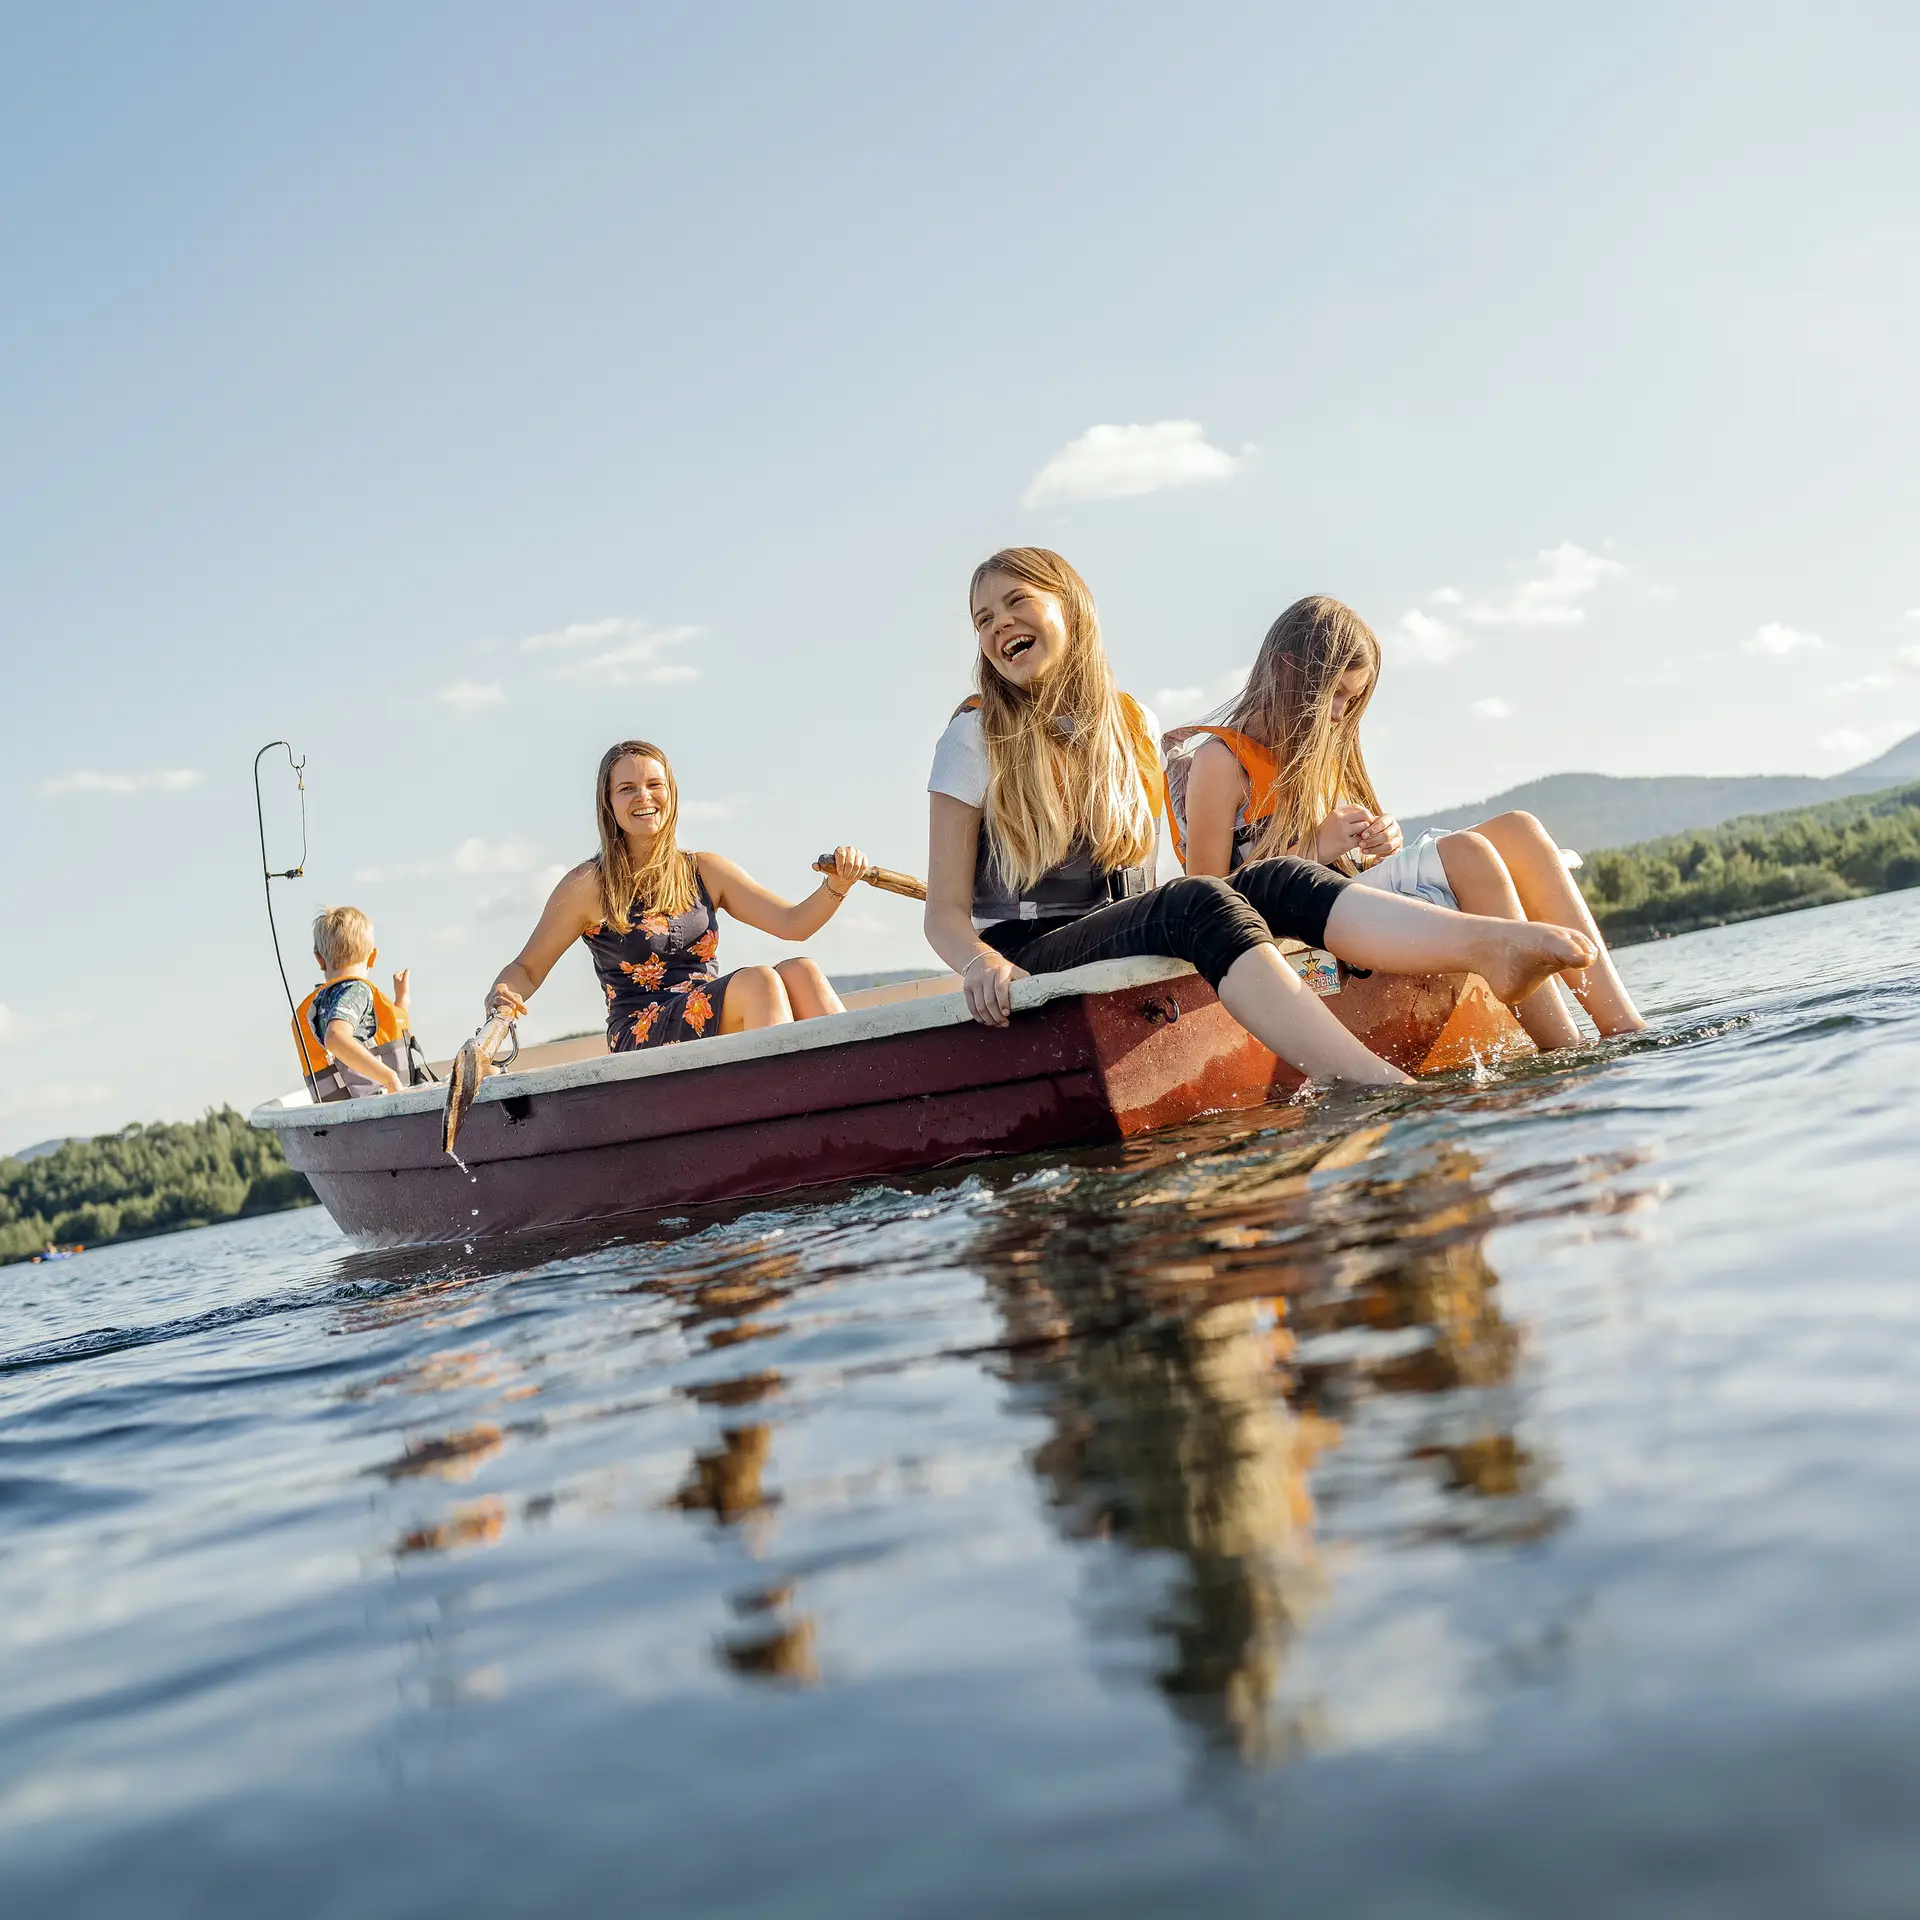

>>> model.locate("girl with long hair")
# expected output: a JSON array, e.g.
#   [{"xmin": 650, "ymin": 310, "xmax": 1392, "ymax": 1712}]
[
  {"xmin": 1167, "ymin": 596, "xmax": 1645, "ymax": 1048},
  {"xmin": 924, "ymin": 549, "xmax": 1598, "ymax": 1086},
  {"xmin": 485, "ymin": 740, "xmax": 869, "ymax": 1051}
]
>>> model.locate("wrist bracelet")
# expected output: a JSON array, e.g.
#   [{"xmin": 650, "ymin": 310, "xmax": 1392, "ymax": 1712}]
[{"xmin": 963, "ymin": 953, "xmax": 996, "ymax": 978}]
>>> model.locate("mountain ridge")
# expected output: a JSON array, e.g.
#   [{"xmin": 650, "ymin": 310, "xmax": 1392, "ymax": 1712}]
[{"xmin": 1401, "ymin": 730, "xmax": 1920, "ymax": 853}]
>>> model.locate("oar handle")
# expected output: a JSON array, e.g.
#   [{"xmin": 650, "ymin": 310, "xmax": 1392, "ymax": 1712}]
[
  {"xmin": 813, "ymin": 855, "xmax": 927, "ymax": 902},
  {"xmin": 474, "ymin": 1011, "xmax": 519, "ymax": 1065}
]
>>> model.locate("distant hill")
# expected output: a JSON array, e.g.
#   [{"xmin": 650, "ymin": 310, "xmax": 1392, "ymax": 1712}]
[
  {"xmin": 1577, "ymin": 779, "xmax": 1920, "ymax": 944},
  {"xmin": 1404, "ymin": 730, "xmax": 1920, "ymax": 853},
  {"xmin": 3, "ymin": 1137, "xmax": 84, "ymax": 1165}
]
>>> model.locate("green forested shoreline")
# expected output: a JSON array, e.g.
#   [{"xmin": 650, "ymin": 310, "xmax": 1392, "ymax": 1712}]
[
  {"xmin": 1579, "ymin": 781, "xmax": 1920, "ymax": 944},
  {"xmin": 0, "ymin": 1109, "xmax": 311, "ymax": 1266}
]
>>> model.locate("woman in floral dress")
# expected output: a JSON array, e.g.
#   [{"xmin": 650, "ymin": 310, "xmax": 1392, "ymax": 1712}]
[{"xmin": 484, "ymin": 739, "xmax": 871, "ymax": 1052}]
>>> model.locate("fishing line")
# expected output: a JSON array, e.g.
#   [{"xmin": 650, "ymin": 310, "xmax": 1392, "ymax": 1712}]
[{"xmin": 253, "ymin": 740, "xmax": 318, "ymax": 1104}]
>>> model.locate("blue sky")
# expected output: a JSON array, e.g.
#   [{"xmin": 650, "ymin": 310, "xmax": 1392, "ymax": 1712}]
[{"xmin": 4, "ymin": 2, "xmax": 1919, "ymax": 1152}]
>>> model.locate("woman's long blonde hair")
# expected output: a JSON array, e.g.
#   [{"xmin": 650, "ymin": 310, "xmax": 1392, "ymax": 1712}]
[
  {"xmin": 1219, "ymin": 596, "xmax": 1383, "ymax": 868},
  {"xmin": 593, "ymin": 739, "xmax": 699, "ymax": 930},
  {"xmin": 968, "ymin": 547, "xmax": 1156, "ymax": 892}
]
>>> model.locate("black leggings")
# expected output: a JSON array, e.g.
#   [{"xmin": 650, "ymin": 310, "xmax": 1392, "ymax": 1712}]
[{"xmin": 983, "ymin": 859, "xmax": 1348, "ymax": 991}]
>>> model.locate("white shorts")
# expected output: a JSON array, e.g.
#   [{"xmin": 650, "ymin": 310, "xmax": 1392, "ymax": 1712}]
[{"xmin": 1352, "ymin": 828, "xmax": 1456, "ymax": 908}]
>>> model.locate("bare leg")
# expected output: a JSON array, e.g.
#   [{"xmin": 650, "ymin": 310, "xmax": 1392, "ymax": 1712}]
[
  {"xmin": 773, "ymin": 956, "xmax": 845, "ymax": 1020},
  {"xmin": 1217, "ymin": 946, "xmax": 1413, "ymax": 1087},
  {"xmin": 1475, "ymin": 813, "xmax": 1646, "ymax": 1034},
  {"xmin": 718, "ymin": 965, "xmax": 794, "ymax": 1035},
  {"xmin": 1322, "ymin": 886, "xmax": 1597, "ymax": 1009},
  {"xmin": 1435, "ymin": 832, "xmax": 1584, "ymax": 1050}
]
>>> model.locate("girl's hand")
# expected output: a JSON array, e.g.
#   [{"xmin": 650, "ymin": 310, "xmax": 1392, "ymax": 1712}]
[
  {"xmin": 962, "ymin": 950, "xmax": 1026, "ymax": 1028},
  {"xmin": 1357, "ymin": 814, "xmax": 1403, "ymax": 862},
  {"xmin": 821, "ymin": 845, "xmax": 871, "ymax": 901},
  {"xmin": 1315, "ymin": 805, "xmax": 1375, "ymax": 862},
  {"xmin": 485, "ymin": 983, "xmax": 529, "ymax": 1022}
]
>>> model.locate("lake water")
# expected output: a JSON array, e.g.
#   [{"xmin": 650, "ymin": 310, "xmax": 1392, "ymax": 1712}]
[{"xmin": 6, "ymin": 890, "xmax": 1920, "ymax": 1917}]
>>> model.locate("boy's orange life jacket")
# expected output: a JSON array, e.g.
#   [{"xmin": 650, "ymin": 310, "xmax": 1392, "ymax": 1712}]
[
  {"xmin": 1161, "ymin": 725, "xmax": 1282, "ymax": 866},
  {"xmin": 292, "ymin": 979, "xmax": 410, "ymax": 1078}
]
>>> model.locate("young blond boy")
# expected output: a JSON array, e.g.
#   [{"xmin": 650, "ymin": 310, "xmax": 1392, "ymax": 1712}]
[{"xmin": 307, "ymin": 906, "xmax": 413, "ymax": 1096}]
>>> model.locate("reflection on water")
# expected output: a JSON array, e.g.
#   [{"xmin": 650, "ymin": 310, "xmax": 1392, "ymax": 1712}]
[
  {"xmin": 969, "ymin": 1121, "xmax": 1561, "ymax": 1760},
  {"xmin": 10, "ymin": 890, "xmax": 1920, "ymax": 1915}
]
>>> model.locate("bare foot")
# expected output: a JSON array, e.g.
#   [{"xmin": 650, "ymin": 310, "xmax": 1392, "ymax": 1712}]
[{"xmin": 1473, "ymin": 922, "xmax": 1597, "ymax": 1006}]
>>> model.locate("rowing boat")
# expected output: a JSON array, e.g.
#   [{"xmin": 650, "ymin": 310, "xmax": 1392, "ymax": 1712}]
[{"xmin": 249, "ymin": 955, "xmax": 1527, "ymax": 1248}]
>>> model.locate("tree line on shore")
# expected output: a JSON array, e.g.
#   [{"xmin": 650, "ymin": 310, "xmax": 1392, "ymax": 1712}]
[
  {"xmin": 1578, "ymin": 780, "xmax": 1920, "ymax": 944},
  {"xmin": 0, "ymin": 1109, "xmax": 311, "ymax": 1266}
]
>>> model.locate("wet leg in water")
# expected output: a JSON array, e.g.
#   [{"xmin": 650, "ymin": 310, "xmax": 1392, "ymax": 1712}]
[
  {"xmin": 1432, "ymin": 832, "xmax": 1585, "ymax": 1050},
  {"xmin": 1465, "ymin": 813, "xmax": 1646, "ymax": 1035}
]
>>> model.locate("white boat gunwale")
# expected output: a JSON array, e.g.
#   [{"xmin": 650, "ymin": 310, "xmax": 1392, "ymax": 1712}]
[{"xmin": 249, "ymin": 955, "xmax": 1203, "ymax": 1134}]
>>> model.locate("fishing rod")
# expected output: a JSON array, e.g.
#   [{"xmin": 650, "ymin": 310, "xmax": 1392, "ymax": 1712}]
[{"xmin": 254, "ymin": 740, "xmax": 319, "ymax": 1104}]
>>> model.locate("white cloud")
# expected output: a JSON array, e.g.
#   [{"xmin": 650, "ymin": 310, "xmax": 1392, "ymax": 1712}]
[
  {"xmin": 1429, "ymin": 586, "xmax": 1464, "ymax": 607},
  {"xmin": 1745, "ymin": 622, "xmax": 1824, "ymax": 656},
  {"xmin": 1461, "ymin": 543, "xmax": 1622, "ymax": 628},
  {"xmin": 1020, "ymin": 421, "xmax": 1250, "ymax": 507},
  {"xmin": 475, "ymin": 865, "xmax": 571, "ymax": 921},
  {"xmin": 0, "ymin": 1007, "xmax": 89, "ymax": 1046},
  {"xmin": 1898, "ymin": 644, "xmax": 1920, "ymax": 670},
  {"xmin": 1472, "ymin": 697, "xmax": 1514, "ymax": 720},
  {"xmin": 522, "ymin": 617, "xmax": 702, "ymax": 686},
  {"xmin": 1828, "ymin": 673, "xmax": 1895, "ymax": 697},
  {"xmin": 41, "ymin": 768, "xmax": 202, "ymax": 797},
  {"xmin": 680, "ymin": 793, "xmax": 752, "ymax": 823},
  {"xmin": 452, "ymin": 836, "xmax": 541, "ymax": 875},
  {"xmin": 1, "ymin": 1081, "xmax": 113, "ymax": 1120},
  {"xmin": 1907, "ymin": 608, "xmax": 1920, "ymax": 621},
  {"xmin": 1149, "ymin": 666, "xmax": 1251, "ymax": 724},
  {"xmin": 438, "ymin": 679, "xmax": 506, "ymax": 712},
  {"xmin": 1389, "ymin": 607, "xmax": 1466, "ymax": 667},
  {"xmin": 352, "ymin": 858, "xmax": 439, "ymax": 885},
  {"xmin": 1818, "ymin": 718, "xmax": 1916, "ymax": 761}
]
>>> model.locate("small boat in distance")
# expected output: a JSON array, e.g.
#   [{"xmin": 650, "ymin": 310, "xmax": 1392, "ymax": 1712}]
[{"xmin": 250, "ymin": 952, "xmax": 1529, "ymax": 1249}]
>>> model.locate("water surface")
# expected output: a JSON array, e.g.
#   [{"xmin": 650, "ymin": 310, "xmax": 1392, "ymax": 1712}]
[{"xmin": 6, "ymin": 892, "xmax": 1920, "ymax": 1917}]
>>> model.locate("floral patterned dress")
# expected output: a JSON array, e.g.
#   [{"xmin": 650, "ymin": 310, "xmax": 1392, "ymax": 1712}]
[{"xmin": 583, "ymin": 871, "xmax": 736, "ymax": 1052}]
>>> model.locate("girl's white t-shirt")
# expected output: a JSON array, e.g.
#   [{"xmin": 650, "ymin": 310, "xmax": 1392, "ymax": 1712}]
[
  {"xmin": 926, "ymin": 705, "xmax": 1175, "ymax": 918},
  {"xmin": 926, "ymin": 705, "xmax": 1168, "ymax": 808},
  {"xmin": 926, "ymin": 708, "xmax": 992, "ymax": 808}
]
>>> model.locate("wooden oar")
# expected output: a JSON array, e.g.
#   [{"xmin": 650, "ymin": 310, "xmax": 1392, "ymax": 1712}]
[
  {"xmin": 813, "ymin": 855, "xmax": 927, "ymax": 902},
  {"xmin": 442, "ymin": 1012, "xmax": 517, "ymax": 1162}
]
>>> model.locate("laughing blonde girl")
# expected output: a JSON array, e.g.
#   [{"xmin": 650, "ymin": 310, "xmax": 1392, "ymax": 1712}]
[
  {"xmin": 1166, "ymin": 595, "xmax": 1646, "ymax": 1049},
  {"xmin": 924, "ymin": 549, "xmax": 1597, "ymax": 1087}
]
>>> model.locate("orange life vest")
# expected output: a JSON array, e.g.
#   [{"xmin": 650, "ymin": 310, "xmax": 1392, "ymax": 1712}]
[
  {"xmin": 1161, "ymin": 724, "xmax": 1282, "ymax": 866},
  {"xmin": 292, "ymin": 979, "xmax": 410, "ymax": 1079}
]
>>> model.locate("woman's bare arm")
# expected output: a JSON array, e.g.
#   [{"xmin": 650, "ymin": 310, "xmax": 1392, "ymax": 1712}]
[
  {"xmin": 697, "ymin": 846, "xmax": 867, "ymax": 941},
  {"xmin": 485, "ymin": 864, "xmax": 601, "ymax": 1018},
  {"xmin": 1182, "ymin": 740, "xmax": 1250, "ymax": 876},
  {"xmin": 925, "ymin": 794, "xmax": 1026, "ymax": 1027}
]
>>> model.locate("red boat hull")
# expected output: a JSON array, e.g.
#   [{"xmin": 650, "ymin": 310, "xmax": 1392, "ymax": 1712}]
[{"xmin": 257, "ymin": 961, "xmax": 1522, "ymax": 1247}]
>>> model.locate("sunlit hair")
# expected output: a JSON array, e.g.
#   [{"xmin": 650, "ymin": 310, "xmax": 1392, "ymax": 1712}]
[
  {"xmin": 312, "ymin": 905, "xmax": 375, "ymax": 973},
  {"xmin": 967, "ymin": 547, "xmax": 1155, "ymax": 892},
  {"xmin": 1219, "ymin": 596, "xmax": 1383, "ymax": 869},
  {"xmin": 593, "ymin": 739, "xmax": 698, "ymax": 931}
]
